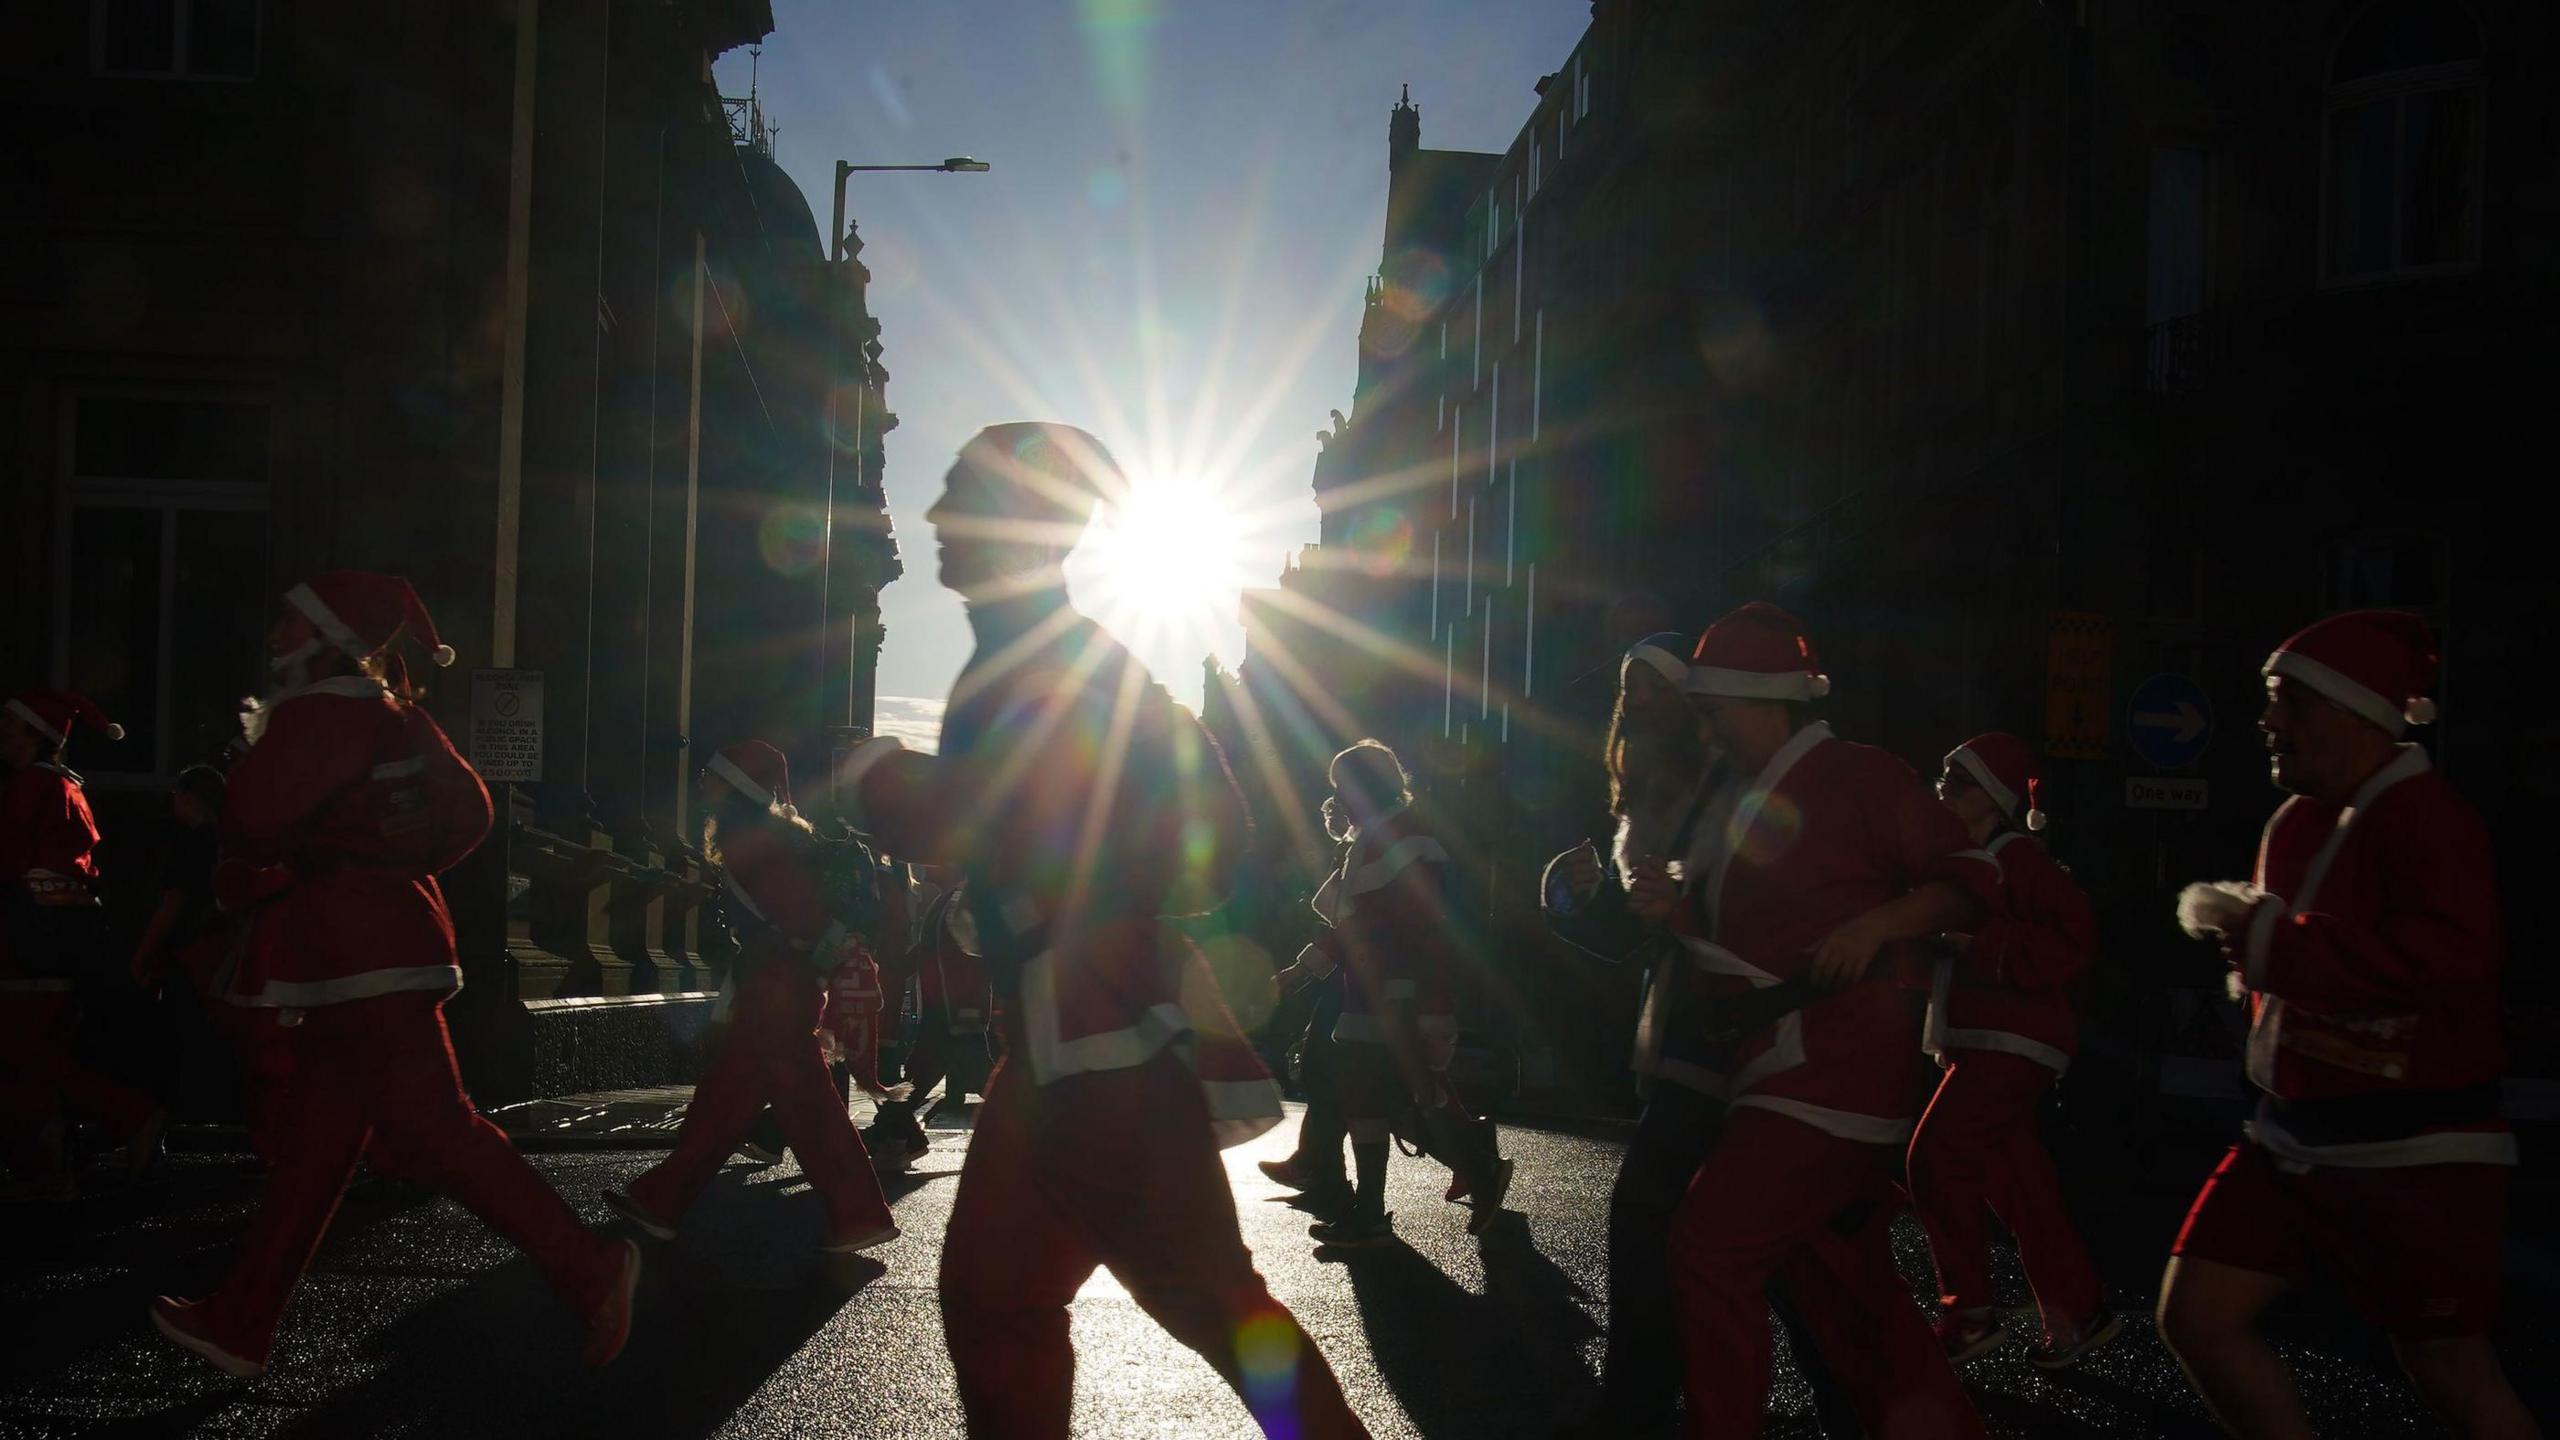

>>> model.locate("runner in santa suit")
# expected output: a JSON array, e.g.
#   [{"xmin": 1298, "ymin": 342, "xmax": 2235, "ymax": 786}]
[
  {"xmin": 1270, "ymin": 740, "xmax": 1513, "ymax": 1249},
  {"xmin": 604, "ymin": 741, "xmax": 899, "ymax": 1263},
  {"xmin": 1256, "ymin": 835, "xmax": 1352, "ymax": 1221},
  {"xmin": 2164, "ymin": 611, "xmax": 2536, "ymax": 1439},
  {"xmin": 865, "ymin": 869, "xmax": 995, "ymax": 1172},
  {"xmin": 1539, "ymin": 634, "xmax": 1858, "ymax": 1439},
  {"xmin": 1908, "ymin": 732, "xmax": 2116, "ymax": 1368},
  {"xmin": 1, "ymin": 690, "xmax": 166, "ymax": 1198},
  {"xmin": 146, "ymin": 572, "xmax": 639, "ymax": 1379},
  {"xmin": 843, "ymin": 422, "xmax": 1367, "ymax": 1439},
  {"xmin": 1652, "ymin": 602, "xmax": 1996, "ymax": 1440}
]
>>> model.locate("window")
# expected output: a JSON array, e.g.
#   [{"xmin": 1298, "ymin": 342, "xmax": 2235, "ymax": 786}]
[
  {"xmin": 55, "ymin": 393, "xmax": 271, "ymax": 775},
  {"xmin": 92, "ymin": 0, "xmax": 261, "ymax": 80},
  {"xmin": 2146, "ymin": 147, "xmax": 2209, "ymax": 324},
  {"xmin": 2321, "ymin": 2, "xmax": 2483, "ymax": 285}
]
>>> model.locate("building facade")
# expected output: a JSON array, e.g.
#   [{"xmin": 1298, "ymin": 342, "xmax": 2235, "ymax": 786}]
[
  {"xmin": 1231, "ymin": 0, "xmax": 2558, "ymax": 1120},
  {"xmin": 1, "ymin": 0, "xmax": 905, "ymax": 1102}
]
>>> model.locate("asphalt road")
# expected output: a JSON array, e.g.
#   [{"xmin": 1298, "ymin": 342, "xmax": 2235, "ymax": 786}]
[{"xmin": 3, "ymin": 1103, "xmax": 2549, "ymax": 1438}]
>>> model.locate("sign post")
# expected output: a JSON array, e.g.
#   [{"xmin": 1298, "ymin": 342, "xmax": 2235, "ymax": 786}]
[{"xmin": 470, "ymin": 669, "xmax": 544, "ymax": 784}]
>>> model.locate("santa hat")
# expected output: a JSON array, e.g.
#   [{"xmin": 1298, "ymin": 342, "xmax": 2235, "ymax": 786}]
[
  {"xmin": 707, "ymin": 740, "xmax": 796, "ymax": 818},
  {"xmin": 1683, "ymin": 602, "xmax": 1832, "ymax": 701},
  {"xmin": 1622, "ymin": 631, "xmax": 1692, "ymax": 688},
  {"xmin": 287, "ymin": 571, "xmax": 456, "ymax": 670},
  {"xmin": 2263, "ymin": 610, "xmax": 2439, "ymax": 738},
  {"xmin": 6, "ymin": 689, "xmax": 125, "ymax": 746},
  {"xmin": 1945, "ymin": 731, "xmax": 2047, "ymax": 832}
]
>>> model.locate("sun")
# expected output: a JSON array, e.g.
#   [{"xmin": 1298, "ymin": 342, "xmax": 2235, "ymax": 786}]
[{"xmin": 1074, "ymin": 474, "xmax": 1250, "ymax": 658}]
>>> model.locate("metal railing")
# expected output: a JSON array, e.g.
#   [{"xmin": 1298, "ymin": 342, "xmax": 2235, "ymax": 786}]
[{"xmin": 720, "ymin": 94, "xmax": 775, "ymax": 157}]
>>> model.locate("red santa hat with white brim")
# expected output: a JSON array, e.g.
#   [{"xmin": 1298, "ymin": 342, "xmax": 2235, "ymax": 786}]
[
  {"xmin": 287, "ymin": 571, "xmax": 457, "ymax": 670},
  {"xmin": 2262, "ymin": 609, "xmax": 2439, "ymax": 738},
  {"xmin": 1945, "ymin": 730, "xmax": 2047, "ymax": 833},
  {"xmin": 6, "ymin": 689, "xmax": 125, "ymax": 746},
  {"xmin": 1682, "ymin": 601, "xmax": 1832, "ymax": 702},
  {"xmin": 707, "ymin": 740, "xmax": 797, "ymax": 819}
]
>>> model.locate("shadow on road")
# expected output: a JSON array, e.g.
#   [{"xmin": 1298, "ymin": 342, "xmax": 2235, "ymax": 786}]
[
  {"xmin": 269, "ymin": 1167, "xmax": 893, "ymax": 1440},
  {"xmin": 1330, "ymin": 1219, "xmax": 1600, "ymax": 1439}
]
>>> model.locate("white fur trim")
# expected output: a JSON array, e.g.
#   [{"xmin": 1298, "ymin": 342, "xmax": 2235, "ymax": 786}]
[
  {"xmin": 2177, "ymin": 880, "xmax": 2262, "ymax": 939},
  {"xmin": 430, "ymin": 644, "xmax": 457, "ymax": 668},
  {"xmin": 1683, "ymin": 665, "xmax": 1826, "ymax": 701},
  {"xmin": 2247, "ymin": 1117, "xmax": 2517, "ymax": 1170},
  {"xmin": 2265, "ymin": 650, "xmax": 2405, "ymax": 737},
  {"xmin": 1623, "ymin": 643, "xmax": 1689, "ymax": 684},
  {"xmin": 4, "ymin": 699, "xmax": 60, "ymax": 744},
  {"xmin": 235, "ymin": 964, "xmax": 463, "ymax": 1008},
  {"xmin": 1948, "ymin": 746, "xmax": 2019, "ymax": 818},
  {"xmin": 2403, "ymin": 696, "xmax": 2436, "ymax": 725},
  {"xmin": 2025, "ymin": 808, "xmax": 2047, "ymax": 832},
  {"xmin": 706, "ymin": 752, "xmax": 776, "ymax": 810},
  {"xmin": 286, "ymin": 582, "xmax": 374, "ymax": 663},
  {"xmin": 1939, "ymin": 1029, "xmax": 2073, "ymax": 1074},
  {"xmin": 1730, "ymin": 1093, "xmax": 1913, "ymax": 1146},
  {"xmin": 1348, "ymin": 834, "xmax": 1448, "ymax": 894}
]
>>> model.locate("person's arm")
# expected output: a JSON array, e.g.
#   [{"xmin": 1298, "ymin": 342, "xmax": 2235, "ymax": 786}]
[
  {"xmin": 1965, "ymin": 847, "xmax": 2096, "ymax": 990},
  {"xmin": 129, "ymin": 889, "xmax": 187, "ymax": 988},
  {"xmin": 1809, "ymin": 759, "xmax": 1995, "ymax": 988},
  {"xmin": 1542, "ymin": 841, "xmax": 1655, "ymax": 960},
  {"xmin": 2238, "ymin": 796, "xmax": 2501, "ymax": 1010},
  {"xmin": 221, "ymin": 697, "xmax": 376, "ymax": 852}
]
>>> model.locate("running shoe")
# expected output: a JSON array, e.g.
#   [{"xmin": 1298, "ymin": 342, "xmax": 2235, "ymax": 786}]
[
  {"xmin": 149, "ymin": 1296, "xmax": 267, "ymax": 1379},
  {"xmin": 1937, "ymin": 1309, "xmax": 2011, "ymax": 1363},
  {"xmin": 601, "ymin": 1188, "xmax": 678, "ymax": 1241},
  {"xmin": 1308, "ymin": 1214, "xmax": 1395, "ymax": 1250},
  {"xmin": 2029, "ymin": 1309, "xmax": 2124, "ymax": 1370},
  {"xmin": 581, "ymin": 1240, "xmax": 643, "ymax": 1367},
  {"xmin": 1466, "ymin": 1158, "xmax": 1516, "ymax": 1236}
]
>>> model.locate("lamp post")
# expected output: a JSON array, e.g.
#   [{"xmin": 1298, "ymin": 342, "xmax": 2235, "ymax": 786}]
[{"xmin": 816, "ymin": 155, "xmax": 990, "ymax": 756}]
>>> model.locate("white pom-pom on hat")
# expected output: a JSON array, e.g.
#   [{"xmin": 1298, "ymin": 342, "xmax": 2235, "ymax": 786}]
[
  {"xmin": 106, "ymin": 722, "xmax": 127, "ymax": 741},
  {"xmin": 2025, "ymin": 807, "xmax": 2047, "ymax": 832},
  {"xmin": 2403, "ymin": 696, "xmax": 2436, "ymax": 725},
  {"xmin": 432, "ymin": 644, "xmax": 457, "ymax": 668},
  {"xmin": 1808, "ymin": 673, "xmax": 1831, "ymax": 698}
]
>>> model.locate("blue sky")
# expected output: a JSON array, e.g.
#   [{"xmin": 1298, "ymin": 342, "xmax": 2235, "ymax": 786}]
[{"xmin": 717, "ymin": 0, "xmax": 1592, "ymax": 746}]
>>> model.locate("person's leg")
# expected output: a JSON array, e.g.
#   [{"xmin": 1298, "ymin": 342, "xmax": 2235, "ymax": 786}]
[
  {"xmin": 1332, "ymin": 1041, "xmax": 1394, "ymax": 1234},
  {"xmin": 1668, "ymin": 1106, "xmax": 1884, "ymax": 1440},
  {"xmin": 2157, "ymin": 1255, "xmax": 2309, "ymax": 1439},
  {"xmin": 759, "ymin": 1003, "xmax": 895, "ymax": 1243},
  {"xmin": 626, "ymin": 969, "xmax": 794, "ymax": 1222},
  {"xmin": 1597, "ymin": 1083, "xmax": 1721, "ymax": 1430},
  {"xmin": 1906, "ymin": 1054, "xmax": 2008, "ymax": 1333},
  {"xmin": 940, "ymin": 1056, "xmax": 1101, "ymax": 1435},
  {"xmin": 2392, "ymin": 1335, "xmax": 2542, "ymax": 1440},
  {"xmin": 2158, "ymin": 1142, "xmax": 2319, "ymax": 1439},
  {"xmin": 1973, "ymin": 1058, "xmax": 2104, "ymax": 1342},
  {"xmin": 1784, "ymin": 1178, "xmax": 1986, "ymax": 1440},
  {"xmin": 0, "ymin": 993, "xmax": 71, "ymax": 1179},
  {"xmin": 359, "ymin": 996, "xmax": 621, "ymax": 1311},
  {"xmin": 1087, "ymin": 1055, "xmax": 1369, "ymax": 1440},
  {"xmin": 188, "ymin": 1015, "xmax": 373, "ymax": 1359}
]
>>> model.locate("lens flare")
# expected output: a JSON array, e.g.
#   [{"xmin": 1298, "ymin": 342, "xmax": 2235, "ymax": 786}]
[
  {"xmin": 758, "ymin": 504, "xmax": 826, "ymax": 577},
  {"xmin": 1233, "ymin": 1307, "xmax": 1303, "ymax": 1428}
]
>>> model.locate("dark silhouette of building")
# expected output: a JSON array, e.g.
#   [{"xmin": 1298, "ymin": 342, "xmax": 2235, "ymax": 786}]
[
  {"xmin": 1, "ymin": 0, "xmax": 905, "ymax": 1102},
  {"xmin": 1227, "ymin": 0, "xmax": 2558, "ymax": 1123}
]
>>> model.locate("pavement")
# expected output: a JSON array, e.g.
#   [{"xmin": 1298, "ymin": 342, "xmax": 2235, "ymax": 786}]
[{"xmin": 3, "ymin": 1093, "xmax": 2551, "ymax": 1439}]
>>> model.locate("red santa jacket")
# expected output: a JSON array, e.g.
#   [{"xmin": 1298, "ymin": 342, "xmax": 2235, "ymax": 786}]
[
  {"xmin": 1297, "ymin": 806, "xmax": 1455, "ymax": 1050},
  {"xmin": 221, "ymin": 676, "xmax": 491, "ymax": 1009},
  {"xmin": 0, "ymin": 761, "xmax": 104, "ymax": 990},
  {"xmin": 1671, "ymin": 723, "xmax": 2000, "ymax": 1145},
  {"xmin": 1922, "ymin": 830, "xmax": 2090, "ymax": 1072},
  {"xmin": 2227, "ymin": 745, "xmax": 2513, "ymax": 1169},
  {"xmin": 862, "ymin": 604, "xmax": 1280, "ymax": 1146}
]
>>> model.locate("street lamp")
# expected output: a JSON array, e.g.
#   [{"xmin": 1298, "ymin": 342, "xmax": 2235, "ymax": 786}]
[{"xmin": 816, "ymin": 155, "xmax": 991, "ymax": 756}]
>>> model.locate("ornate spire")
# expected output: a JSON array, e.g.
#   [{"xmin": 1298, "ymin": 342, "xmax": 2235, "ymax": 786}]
[{"xmin": 1389, "ymin": 84, "xmax": 1420, "ymax": 173}]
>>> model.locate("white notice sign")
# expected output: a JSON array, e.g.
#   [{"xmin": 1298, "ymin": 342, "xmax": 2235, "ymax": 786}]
[
  {"xmin": 2126, "ymin": 775, "xmax": 2208, "ymax": 810},
  {"xmin": 470, "ymin": 669, "xmax": 544, "ymax": 783}
]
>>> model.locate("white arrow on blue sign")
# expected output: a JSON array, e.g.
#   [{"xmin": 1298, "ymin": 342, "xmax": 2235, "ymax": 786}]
[{"xmin": 2127, "ymin": 673, "xmax": 2214, "ymax": 768}]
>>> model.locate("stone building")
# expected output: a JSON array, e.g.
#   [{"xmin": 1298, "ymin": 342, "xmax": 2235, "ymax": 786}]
[
  {"xmin": 1230, "ymin": 0, "xmax": 2558, "ymax": 1119},
  {"xmin": 0, "ymin": 0, "xmax": 904, "ymax": 1102}
]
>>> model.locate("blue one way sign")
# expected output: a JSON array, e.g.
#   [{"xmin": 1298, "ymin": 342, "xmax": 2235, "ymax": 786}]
[{"xmin": 2127, "ymin": 673, "xmax": 2213, "ymax": 769}]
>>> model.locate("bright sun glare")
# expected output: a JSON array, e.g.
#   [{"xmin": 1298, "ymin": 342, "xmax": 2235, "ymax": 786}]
[{"xmin": 1076, "ymin": 475, "xmax": 1250, "ymax": 660}]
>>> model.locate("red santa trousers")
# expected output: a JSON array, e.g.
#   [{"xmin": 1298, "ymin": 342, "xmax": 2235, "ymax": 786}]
[
  {"xmin": 1670, "ymin": 1105, "xmax": 1986, "ymax": 1440},
  {"xmin": 191, "ymin": 993, "xmax": 620, "ymax": 1362},
  {"xmin": 1906, "ymin": 1049, "xmax": 2101, "ymax": 1334},
  {"xmin": 940, "ymin": 1050, "xmax": 1369, "ymax": 1439},
  {"xmin": 0, "ymin": 992, "xmax": 158, "ymax": 1178},
  {"xmin": 625, "ymin": 962, "xmax": 890, "ymax": 1242}
]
